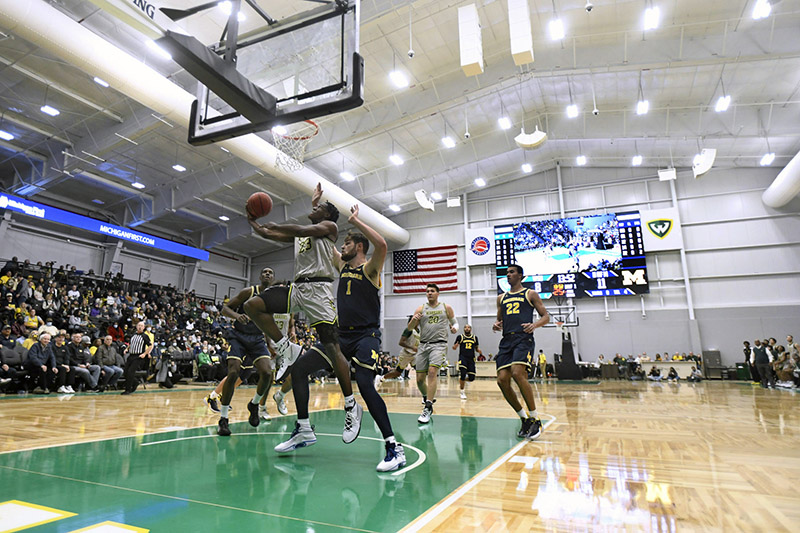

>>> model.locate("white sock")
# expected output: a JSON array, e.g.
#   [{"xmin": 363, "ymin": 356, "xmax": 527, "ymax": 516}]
[
  {"xmin": 252, "ymin": 392, "xmax": 263, "ymax": 404},
  {"xmin": 344, "ymin": 395, "xmax": 355, "ymax": 409},
  {"xmin": 298, "ymin": 418, "xmax": 311, "ymax": 430},
  {"xmin": 258, "ymin": 404, "xmax": 266, "ymax": 412},
  {"xmin": 517, "ymin": 408, "xmax": 527, "ymax": 419},
  {"xmin": 530, "ymin": 409, "xmax": 539, "ymax": 419},
  {"xmin": 221, "ymin": 405, "xmax": 230, "ymax": 418},
  {"xmin": 209, "ymin": 391, "xmax": 219, "ymax": 399},
  {"xmin": 385, "ymin": 435, "xmax": 396, "ymax": 445},
  {"xmin": 275, "ymin": 390, "xmax": 285, "ymax": 401}
]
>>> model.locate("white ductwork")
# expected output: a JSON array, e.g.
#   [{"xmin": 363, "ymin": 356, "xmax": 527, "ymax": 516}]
[
  {"xmin": 0, "ymin": 0, "xmax": 410, "ymax": 245},
  {"xmin": 762, "ymin": 151, "xmax": 800, "ymax": 208}
]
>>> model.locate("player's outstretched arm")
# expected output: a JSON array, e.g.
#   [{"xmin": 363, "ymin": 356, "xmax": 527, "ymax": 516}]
[
  {"xmin": 247, "ymin": 213, "xmax": 294, "ymax": 243},
  {"xmin": 349, "ymin": 204, "xmax": 387, "ymax": 280}
]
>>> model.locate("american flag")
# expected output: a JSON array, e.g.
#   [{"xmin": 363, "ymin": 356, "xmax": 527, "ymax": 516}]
[{"xmin": 393, "ymin": 246, "xmax": 458, "ymax": 294}]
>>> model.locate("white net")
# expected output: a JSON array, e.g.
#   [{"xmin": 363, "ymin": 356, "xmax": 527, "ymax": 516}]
[{"xmin": 272, "ymin": 121, "xmax": 318, "ymax": 172}]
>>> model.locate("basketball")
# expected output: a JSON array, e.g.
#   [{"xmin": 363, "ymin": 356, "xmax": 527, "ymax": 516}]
[{"xmin": 246, "ymin": 192, "xmax": 272, "ymax": 218}]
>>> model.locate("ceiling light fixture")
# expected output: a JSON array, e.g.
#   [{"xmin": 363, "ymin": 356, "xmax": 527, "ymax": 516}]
[
  {"xmin": 340, "ymin": 171, "xmax": 355, "ymax": 181},
  {"xmin": 131, "ymin": 181, "xmax": 146, "ymax": 189},
  {"xmin": 521, "ymin": 163, "xmax": 533, "ymax": 173},
  {"xmin": 752, "ymin": 0, "xmax": 771, "ymax": 20},
  {"xmin": 566, "ymin": 104, "xmax": 579, "ymax": 118},
  {"xmin": 218, "ymin": 1, "xmax": 246, "ymax": 21},
  {"xmin": 389, "ymin": 204, "xmax": 401, "ymax": 212},
  {"xmin": 93, "ymin": 77, "xmax": 109, "ymax": 87},
  {"xmin": 636, "ymin": 100, "xmax": 649, "ymax": 115},
  {"xmin": 430, "ymin": 192, "xmax": 443, "ymax": 201},
  {"xmin": 474, "ymin": 177, "xmax": 486, "ymax": 187},
  {"xmin": 643, "ymin": 5, "xmax": 660, "ymax": 30},
  {"xmin": 389, "ymin": 154, "xmax": 404, "ymax": 166},
  {"xmin": 441, "ymin": 136, "xmax": 456, "ymax": 148},
  {"xmin": 40, "ymin": 104, "xmax": 59, "ymax": 116},
  {"xmin": 498, "ymin": 116, "xmax": 512, "ymax": 130},
  {"xmin": 576, "ymin": 155, "xmax": 587, "ymax": 166},
  {"xmin": 389, "ymin": 70, "xmax": 409, "ymax": 88},
  {"xmin": 548, "ymin": 18, "xmax": 565, "ymax": 40},
  {"xmin": 172, "ymin": 164, "xmax": 186, "ymax": 172},
  {"xmin": 631, "ymin": 155, "xmax": 643, "ymax": 166},
  {"xmin": 715, "ymin": 95, "xmax": 731, "ymax": 112},
  {"xmin": 146, "ymin": 40, "xmax": 172, "ymax": 60},
  {"xmin": 760, "ymin": 152, "xmax": 775, "ymax": 166},
  {"xmin": 0, "ymin": 130, "xmax": 14, "ymax": 141},
  {"xmin": 219, "ymin": 215, "xmax": 230, "ymax": 222}
]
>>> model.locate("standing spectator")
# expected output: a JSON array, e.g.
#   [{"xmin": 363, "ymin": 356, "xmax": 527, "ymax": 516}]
[
  {"xmin": 743, "ymin": 341, "xmax": 753, "ymax": 380},
  {"xmin": 754, "ymin": 338, "xmax": 774, "ymax": 388},
  {"xmin": 25, "ymin": 332, "xmax": 57, "ymax": 393},
  {"xmin": 121, "ymin": 321, "xmax": 153, "ymax": 395},
  {"xmin": 95, "ymin": 335, "xmax": 123, "ymax": 390},
  {"xmin": 537, "ymin": 349, "xmax": 547, "ymax": 379}
]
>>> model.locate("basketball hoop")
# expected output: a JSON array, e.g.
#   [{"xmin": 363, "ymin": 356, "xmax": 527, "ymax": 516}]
[
  {"xmin": 272, "ymin": 120, "xmax": 319, "ymax": 172},
  {"xmin": 556, "ymin": 320, "xmax": 566, "ymax": 333}
]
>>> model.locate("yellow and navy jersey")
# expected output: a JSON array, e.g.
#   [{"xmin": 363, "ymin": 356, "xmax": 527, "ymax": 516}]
[
  {"xmin": 500, "ymin": 289, "xmax": 535, "ymax": 336},
  {"xmin": 337, "ymin": 263, "xmax": 380, "ymax": 329},
  {"xmin": 456, "ymin": 334, "xmax": 479, "ymax": 360},
  {"xmin": 233, "ymin": 286, "xmax": 262, "ymax": 335}
]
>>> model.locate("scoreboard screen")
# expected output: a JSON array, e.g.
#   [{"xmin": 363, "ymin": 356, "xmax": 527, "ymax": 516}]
[{"xmin": 494, "ymin": 211, "xmax": 649, "ymax": 299}]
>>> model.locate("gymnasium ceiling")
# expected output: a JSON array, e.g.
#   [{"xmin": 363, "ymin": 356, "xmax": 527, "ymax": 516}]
[{"xmin": 0, "ymin": 0, "xmax": 799, "ymax": 258}]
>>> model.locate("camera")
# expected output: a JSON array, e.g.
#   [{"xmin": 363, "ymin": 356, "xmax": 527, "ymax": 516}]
[
  {"xmin": 464, "ymin": 131, "xmax": 471, "ymax": 139},
  {"xmin": 585, "ymin": 1, "xmax": 593, "ymax": 12},
  {"xmin": 592, "ymin": 108, "xmax": 599, "ymax": 116},
  {"xmin": 407, "ymin": 49, "xmax": 415, "ymax": 58}
]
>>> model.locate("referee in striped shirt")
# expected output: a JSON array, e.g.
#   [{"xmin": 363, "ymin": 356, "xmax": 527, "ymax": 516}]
[{"xmin": 121, "ymin": 321, "xmax": 153, "ymax": 395}]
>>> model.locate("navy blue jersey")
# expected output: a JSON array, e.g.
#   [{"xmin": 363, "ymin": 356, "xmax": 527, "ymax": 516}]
[
  {"xmin": 337, "ymin": 263, "xmax": 380, "ymax": 328},
  {"xmin": 233, "ymin": 286, "xmax": 262, "ymax": 335},
  {"xmin": 500, "ymin": 289, "xmax": 535, "ymax": 336},
  {"xmin": 456, "ymin": 334, "xmax": 479, "ymax": 360}
]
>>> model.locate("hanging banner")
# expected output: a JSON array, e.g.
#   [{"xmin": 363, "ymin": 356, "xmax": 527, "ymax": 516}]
[
  {"xmin": 464, "ymin": 226, "xmax": 495, "ymax": 266},
  {"xmin": 640, "ymin": 207, "xmax": 684, "ymax": 252}
]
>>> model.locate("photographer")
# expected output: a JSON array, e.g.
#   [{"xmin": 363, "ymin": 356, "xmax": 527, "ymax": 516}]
[{"xmin": 155, "ymin": 349, "xmax": 182, "ymax": 389}]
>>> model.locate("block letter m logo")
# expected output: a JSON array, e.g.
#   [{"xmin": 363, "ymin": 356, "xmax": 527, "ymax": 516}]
[
  {"xmin": 622, "ymin": 269, "xmax": 647, "ymax": 286},
  {"xmin": 647, "ymin": 219, "xmax": 673, "ymax": 239}
]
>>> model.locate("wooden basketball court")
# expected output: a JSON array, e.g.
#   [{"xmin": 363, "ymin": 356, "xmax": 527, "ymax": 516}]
[{"xmin": 2, "ymin": 377, "xmax": 798, "ymax": 532}]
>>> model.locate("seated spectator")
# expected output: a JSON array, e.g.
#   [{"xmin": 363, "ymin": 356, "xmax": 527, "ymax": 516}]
[
  {"xmin": 52, "ymin": 332, "xmax": 75, "ymax": 393},
  {"xmin": 22, "ymin": 331, "xmax": 38, "ymax": 350},
  {"xmin": 37, "ymin": 319, "xmax": 58, "ymax": 338},
  {"xmin": 68, "ymin": 332, "xmax": 101, "ymax": 392},
  {"xmin": 196, "ymin": 343, "xmax": 215, "ymax": 382},
  {"xmin": 687, "ymin": 366, "xmax": 703, "ymax": 382},
  {"xmin": 667, "ymin": 367, "xmax": 680, "ymax": 382},
  {"xmin": 477, "ymin": 353, "xmax": 486, "ymax": 361},
  {"xmin": 95, "ymin": 335, "xmax": 123, "ymax": 390},
  {"xmin": 647, "ymin": 366, "xmax": 662, "ymax": 381},
  {"xmin": 25, "ymin": 332, "xmax": 57, "ymax": 393},
  {"xmin": 11, "ymin": 316, "xmax": 27, "ymax": 340},
  {"xmin": 107, "ymin": 322, "xmax": 125, "ymax": 342},
  {"xmin": 596, "ymin": 354, "xmax": 606, "ymax": 367},
  {"xmin": 0, "ymin": 324, "xmax": 16, "ymax": 349},
  {"xmin": 630, "ymin": 364, "xmax": 645, "ymax": 381}
]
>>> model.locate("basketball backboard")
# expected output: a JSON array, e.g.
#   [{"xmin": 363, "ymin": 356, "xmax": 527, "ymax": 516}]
[{"xmin": 157, "ymin": 0, "xmax": 363, "ymax": 146}]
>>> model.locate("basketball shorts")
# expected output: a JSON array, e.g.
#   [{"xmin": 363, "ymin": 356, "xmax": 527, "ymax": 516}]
[
  {"xmin": 459, "ymin": 357, "xmax": 476, "ymax": 380},
  {"xmin": 416, "ymin": 342, "xmax": 448, "ymax": 372},
  {"xmin": 226, "ymin": 329, "xmax": 270, "ymax": 368},
  {"xmin": 339, "ymin": 327, "xmax": 381, "ymax": 372},
  {"xmin": 495, "ymin": 334, "xmax": 534, "ymax": 372},
  {"xmin": 290, "ymin": 282, "xmax": 337, "ymax": 326},
  {"xmin": 397, "ymin": 350, "xmax": 416, "ymax": 371}
]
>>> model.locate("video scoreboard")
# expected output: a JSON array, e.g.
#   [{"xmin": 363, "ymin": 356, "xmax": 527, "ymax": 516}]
[{"xmin": 494, "ymin": 211, "xmax": 649, "ymax": 299}]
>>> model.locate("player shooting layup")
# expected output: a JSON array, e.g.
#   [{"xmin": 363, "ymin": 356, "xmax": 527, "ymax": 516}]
[
  {"xmin": 243, "ymin": 183, "xmax": 362, "ymax": 444},
  {"xmin": 493, "ymin": 264, "xmax": 549, "ymax": 440},
  {"xmin": 273, "ymin": 204, "xmax": 406, "ymax": 472}
]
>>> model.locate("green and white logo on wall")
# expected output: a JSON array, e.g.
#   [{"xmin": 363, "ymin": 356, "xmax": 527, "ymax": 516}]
[{"xmin": 647, "ymin": 219, "xmax": 673, "ymax": 239}]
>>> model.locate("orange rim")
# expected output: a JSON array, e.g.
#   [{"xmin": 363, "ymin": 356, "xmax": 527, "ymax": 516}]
[{"xmin": 276, "ymin": 120, "xmax": 319, "ymax": 141}]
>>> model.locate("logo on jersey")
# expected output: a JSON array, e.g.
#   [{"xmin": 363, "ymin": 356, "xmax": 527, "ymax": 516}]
[
  {"xmin": 470, "ymin": 236, "xmax": 491, "ymax": 256},
  {"xmin": 647, "ymin": 219, "xmax": 673, "ymax": 239},
  {"xmin": 297, "ymin": 237, "xmax": 311, "ymax": 254}
]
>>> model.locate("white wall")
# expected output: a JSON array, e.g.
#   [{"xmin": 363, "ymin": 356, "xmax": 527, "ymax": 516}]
[{"xmin": 0, "ymin": 215, "xmax": 248, "ymax": 302}]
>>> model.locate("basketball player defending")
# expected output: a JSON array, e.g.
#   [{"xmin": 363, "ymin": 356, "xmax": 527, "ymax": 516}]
[
  {"xmin": 407, "ymin": 283, "xmax": 458, "ymax": 424},
  {"xmin": 274, "ymin": 204, "xmax": 406, "ymax": 472},
  {"xmin": 493, "ymin": 264, "xmax": 549, "ymax": 440},
  {"xmin": 375, "ymin": 317, "xmax": 419, "ymax": 388},
  {"xmin": 205, "ymin": 283, "xmax": 294, "ymax": 420},
  {"xmin": 244, "ymin": 183, "xmax": 362, "ymax": 444},
  {"xmin": 452, "ymin": 324, "xmax": 482, "ymax": 400},
  {"xmin": 216, "ymin": 267, "xmax": 277, "ymax": 436}
]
